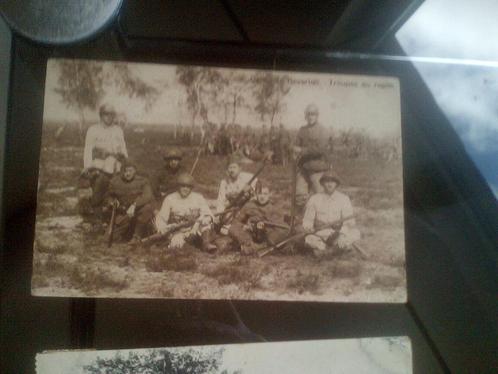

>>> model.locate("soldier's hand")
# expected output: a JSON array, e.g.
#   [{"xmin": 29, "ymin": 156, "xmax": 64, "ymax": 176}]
[
  {"xmin": 220, "ymin": 225, "xmax": 230, "ymax": 236},
  {"xmin": 199, "ymin": 215, "xmax": 212, "ymax": 226},
  {"xmin": 337, "ymin": 234, "xmax": 351, "ymax": 249},
  {"xmin": 126, "ymin": 203, "xmax": 136, "ymax": 217}
]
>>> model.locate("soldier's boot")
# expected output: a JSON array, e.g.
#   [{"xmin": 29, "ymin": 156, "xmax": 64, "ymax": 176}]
[{"xmin": 201, "ymin": 230, "xmax": 217, "ymax": 253}]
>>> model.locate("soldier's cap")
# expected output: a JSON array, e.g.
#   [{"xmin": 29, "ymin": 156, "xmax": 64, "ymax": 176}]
[
  {"xmin": 176, "ymin": 172, "xmax": 195, "ymax": 187},
  {"xmin": 121, "ymin": 159, "xmax": 137, "ymax": 170},
  {"xmin": 319, "ymin": 171, "xmax": 341, "ymax": 185},
  {"xmin": 305, "ymin": 103, "xmax": 319, "ymax": 115},
  {"xmin": 226, "ymin": 154, "xmax": 243, "ymax": 167},
  {"xmin": 99, "ymin": 103, "xmax": 116, "ymax": 116},
  {"xmin": 162, "ymin": 147, "xmax": 183, "ymax": 160}
]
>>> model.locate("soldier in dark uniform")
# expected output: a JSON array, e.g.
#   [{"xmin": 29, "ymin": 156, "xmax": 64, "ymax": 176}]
[
  {"xmin": 216, "ymin": 185, "xmax": 287, "ymax": 255},
  {"xmin": 294, "ymin": 104, "xmax": 331, "ymax": 209},
  {"xmin": 150, "ymin": 147, "xmax": 185, "ymax": 200},
  {"xmin": 105, "ymin": 160, "xmax": 155, "ymax": 242}
]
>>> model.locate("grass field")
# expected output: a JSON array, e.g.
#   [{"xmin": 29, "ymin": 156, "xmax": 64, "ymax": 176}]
[{"xmin": 32, "ymin": 124, "xmax": 406, "ymax": 302}]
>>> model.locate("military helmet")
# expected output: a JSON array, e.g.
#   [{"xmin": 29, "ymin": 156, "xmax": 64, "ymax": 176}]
[
  {"xmin": 304, "ymin": 103, "xmax": 319, "ymax": 115},
  {"xmin": 121, "ymin": 158, "xmax": 137, "ymax": 170},
  {"xmin": 99, "ymin": 103, "xmax": 116, "ymax": 116},
  {"xmin": 226, "ymin": 154, "xmax": 243, "ymax": 167},
  {"xmin": 176, "ymin": 172, "xmax": 195, "ymax": 187},
  {"xmin": 319, "ymin": 170, "xmax": 341, "ymax": 185},
  {"xmin": 163, "ymin": 147, "xmax": 183, "ymax": 160}
]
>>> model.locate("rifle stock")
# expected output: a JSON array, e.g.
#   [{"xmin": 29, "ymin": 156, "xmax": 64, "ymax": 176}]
[{"xmin": 106, "ymin": 201, "xmax": 118, "ymax": 248}]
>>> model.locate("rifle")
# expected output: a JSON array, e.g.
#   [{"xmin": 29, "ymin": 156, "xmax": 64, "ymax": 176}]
[
  {"xmin": 258, "ymin": 214, "xmax": 355, "ymax": 257},
  {"xmin": 106, "ymin": 200, "xmax": 118, "ymax": 248},
  {"xmin": 226, "ymin": 157, "xmax": 269, "ymax": 210},
  {"xmin": 140, "ymin": 207, "xmax": 238, "ymax": 247},
  {"xmin": 140, "ymin": 219, "xmax": 196, "ymax": 247}
]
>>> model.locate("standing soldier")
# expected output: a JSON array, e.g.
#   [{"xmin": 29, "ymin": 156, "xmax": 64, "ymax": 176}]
[
  {"xmin": 83, "ymin": 103, "xmax": 128, "ymax": 218},
  {"xmin": 154, "ymin": 173, "xmax": 216, "ymax": 252},
  {"xmin": 151, "ymin": 147, "xmax": 184, "ymax": 200},
  {"xmin": 222, "ymin": 185, "xmax": 288, "ymax": 254},
  {"xmin": 105, "ymin": 160, "xmax": 155, "ymax": 242},
  {"xmin": 294, "ymin": 104, "xmax": 330, "ymax": 209},
  {"xmin": 302, "ymin": 171, "xmax": 360, "ymax": 258}
]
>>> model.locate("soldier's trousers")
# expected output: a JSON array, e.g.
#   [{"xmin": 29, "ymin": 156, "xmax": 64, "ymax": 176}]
[
  {"xmin": 90, "ymin": 171, "xmax": 112, "ymax": 209},
  {"xmin": 304, "ymin": 229, "xmax": 354, "ymax": 257},
  {"xmin": 113, "ymin": 202, "xmax": 156, "ymax": 241},
  {"xmin": 296, "ymin": 170, "xmax": 324, "ymax": 209},
  {"xmin": 168, "ymin": 222, "xmax": 214, "ymax": 251},
  {"xmin": 228, "ymin": 221, "xmax": 287, "ymax": 254}
]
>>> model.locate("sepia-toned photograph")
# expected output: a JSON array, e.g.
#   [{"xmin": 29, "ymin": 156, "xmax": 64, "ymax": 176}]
[
  {"xmin": 36, "ymin": 337, "xmax": 412, "ymax": 374},
  {"xmin": 32, "ymin": 59, "xmax": 406, "ymax": 302}
]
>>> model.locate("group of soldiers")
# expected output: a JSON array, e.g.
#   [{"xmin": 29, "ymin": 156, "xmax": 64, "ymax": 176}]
[
  {"xmin": 79, "ymin": 103, "xmax": 361, "ymax": 258},
  {"xmin": 200, "ymin": 122, "xmax": 292, "ymax": 167}
]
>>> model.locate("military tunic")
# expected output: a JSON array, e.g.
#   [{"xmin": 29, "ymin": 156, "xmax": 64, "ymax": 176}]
[
  {"xmin": 150, "ymin": 166, "xmax": 184, "ymax": 199},
  {"xmin": 155, "ymin": 191, "xmax": 214, "ymax": 250},
  {"xmin": 302, "ymin": 191, "xmax": 360, "ymax": 256},
  {"xmin": 295, "ymin": 123, "xmax": 331, "ymax": 207},
  {"xmin": 107, "ymin": 174, "xmax": 155, "ymax": 240}
]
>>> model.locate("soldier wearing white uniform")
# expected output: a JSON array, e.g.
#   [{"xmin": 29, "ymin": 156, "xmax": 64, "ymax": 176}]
[
  {"xmin": 155, "ymin": 173, "xmax": 216, "ymax": 252},
  {"xmin": 83, "ymin": 104, "xmax": 128, "ymax": 214},
  {"xmin": 303, "ymin": 171, "xmax": 360, "ymax": 258}
]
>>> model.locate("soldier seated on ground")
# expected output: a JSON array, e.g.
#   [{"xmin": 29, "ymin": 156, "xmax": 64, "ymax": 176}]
[
  {"xmin": 216, "ymin": 185, "xmax": 288, "ymax": 255},
  {"xmin": 302, "ymin": 171, "xmax": 360, "ymax": 258},
  {"xmin": 104, "ymin": 160, "xmax": 155, "ymax": 243},
  {"xmin": 154, "ymin": 173, "xmax": 217, "ymax": 253},
  {"xmin": 216, "ymin": 154, "xmax": 258, "ymax": 216}
]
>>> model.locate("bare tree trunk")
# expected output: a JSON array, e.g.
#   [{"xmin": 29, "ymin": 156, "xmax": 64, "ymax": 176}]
[
  {"xmin": 78, "ymin": 108, "xmax": 86, "ymax": 146},
  {"xmin": 232, "ymin": 94, "xmax": 237, "ymax": 124}
]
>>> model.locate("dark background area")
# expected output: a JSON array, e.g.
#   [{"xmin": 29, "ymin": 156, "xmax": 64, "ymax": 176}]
[{"xmin": 1, "ymin": 1, "xmax": 497, "ymax": 373}]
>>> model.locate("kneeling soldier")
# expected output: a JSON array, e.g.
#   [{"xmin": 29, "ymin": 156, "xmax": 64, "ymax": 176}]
[
  {"xmin": 154, "ymin": 173, "xmax": 216, "ymax": 252},
  {"xmin": 302, "ymin": 171, "xmax": 360, "ymax": 258},
  {"xmin": 105, "ymin": 160, "xmax": 155, "ymax": 242}
]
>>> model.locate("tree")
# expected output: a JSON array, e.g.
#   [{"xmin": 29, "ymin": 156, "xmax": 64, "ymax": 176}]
[
  {"xmin": 83, "ymin": 348, "xmax": 231, "ymax": 374},
  {"xmin": 251, "ymin": 72, "xmax": 291, "ymax": 126},
  {"xmin": 53, "ymin": 60, "xmax": 159, "ymax": 144},
  {"xmin": 176, "ymin": 66, "xmax": 225, "ymax": 138},
  {"xmin": 53, "ymin": 60, "xmax": 105, "ymax": 143}
]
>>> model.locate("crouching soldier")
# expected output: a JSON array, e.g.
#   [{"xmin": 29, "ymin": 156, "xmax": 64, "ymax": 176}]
[
  {"xmin": 222, "ymin": 185, "xmax": 288, "ymax": 255},
  {"xmin": 151, "ymin": 147, "xmax": 185, "ymax": 200},
  {"xmin": 105, "ymin": 160, "xmax": 155, "ymax": 242},
  {"xmin": 302, "ymin": 171, "xmax": 360, "ymax": 258},
  {"xmin": 154, "ymin": 173, "xmax": 217, "ymax": 252}
]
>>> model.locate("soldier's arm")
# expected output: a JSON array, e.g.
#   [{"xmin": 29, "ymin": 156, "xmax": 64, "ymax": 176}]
[
  {"xmin": 83, "ymin": 127, "xmax": 95, "ymax": 169},
  {"xmin": 340, "ymin": 195, "xmax": 360, "ymax": 242},
  {"xmin": 135, "ymin": 179, "xmax": 154, "ymax": 208},
  {"xmin": 155, "ymin": 196, "xmax": 172, "ymax": 233},
  {"xmin": 117, "ymin": 127, "xmax": 128, "ymax": 158},
  {"xmin": 302, "ymin": 197, "xmax": 317, "ymax": 232},
  {"xmin": 216, "ymin": 180, "xmax": 227, "ymax": 213},
  {"xmin": 198, "ymin": 195, "xmax": 214, "ymax": 219}
]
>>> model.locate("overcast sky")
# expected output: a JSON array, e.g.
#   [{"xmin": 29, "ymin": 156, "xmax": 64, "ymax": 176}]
[
  {"xmin": 36, "ymin": 337, "xmax": 412, "ymax": 374},
  {"xmin": 43, "ymin": 60, "xmax": 401, "ymax": 139},
  {"xmin": 396, "ymin": 0, "xmax": 498, "ymax": 198}
]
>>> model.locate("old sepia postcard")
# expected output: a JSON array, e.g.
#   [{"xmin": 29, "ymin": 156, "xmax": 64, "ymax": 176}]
[
  {"xmin": 36, "ymin": 337, "xmax": 412, "ymax": 374},
  {"xmin": 32, "ymin": 58, "xmax": 405, "ymax": 302}
]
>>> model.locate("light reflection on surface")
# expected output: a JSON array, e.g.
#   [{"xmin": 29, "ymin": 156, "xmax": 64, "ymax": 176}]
[{"xmin": 396, "ymin": 0, "xmax": 498, "ymax": 198}]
